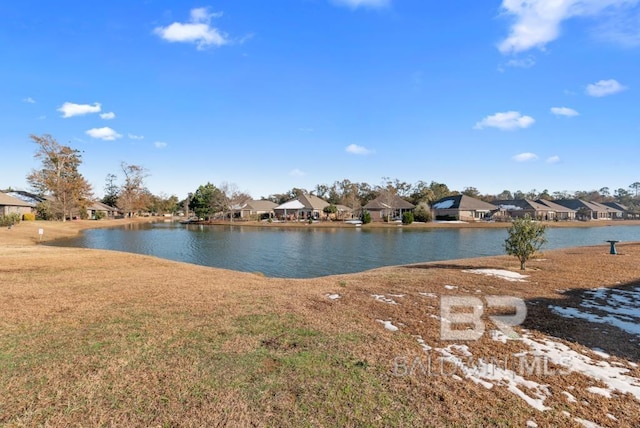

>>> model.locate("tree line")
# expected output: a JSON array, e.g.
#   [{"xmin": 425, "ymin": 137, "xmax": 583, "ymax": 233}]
[{"xmin": 20, "ymin": 134, "xmax": 640, "ymax": 221}]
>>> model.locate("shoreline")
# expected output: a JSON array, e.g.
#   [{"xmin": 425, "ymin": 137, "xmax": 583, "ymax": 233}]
[
  {"xmin": 2, "ymin": 218, "xmax": 640, "ymax": 425},
  {"xmin": 4, "ymin": 216, "xmax": 640, "ymax": 249}
]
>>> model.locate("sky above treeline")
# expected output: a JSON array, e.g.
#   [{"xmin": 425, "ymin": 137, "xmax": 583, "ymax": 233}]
[{"xmin": 1, "ymin": 1, "xmax": 639, "ymax": 199}]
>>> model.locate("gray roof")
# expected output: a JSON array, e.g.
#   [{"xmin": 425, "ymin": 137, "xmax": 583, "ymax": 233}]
[
  {"xmin": 553, "ymin": 199, "xmax": 620, "ymax": 213},
  {"xmin": 298, "ymin": 193, "xmax": 330, "ymax": 210},
  {"xmin": 431, "ymin": 195, "xmax": 495, "ymax": 211},
  {"xmin": 0, "ymin": 192, "xmax": 34, "ymax": 207},
  {"xmin": 601, "ymin": 202, "xmax": 629, "ymax": 211},
  {"xmin": 364, "ymin": 194, "xmax": 415, "ymax": 210},
  {"xmin": 87, "ymin": 201, "xmax": 118, "ymax": 212},
  {"xmin": 535, "ymin": 199, "xmax": 576, "ymax": 213},
  {"xmin": 244, "ymin": 199, "xmax": 277, "ymax": 211},
  {"xmin": 492, "ymin": 199, "xmax": 553, "ymax": 212},
  {"xmin": 276, "ymin": 194, "xmax": 330, "ymax": 211}
]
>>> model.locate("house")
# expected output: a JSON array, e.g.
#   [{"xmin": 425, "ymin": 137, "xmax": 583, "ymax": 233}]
[
  {"xmin": 274, "ymin": 193, "xmax": 329, "ymax": 220},
  {"xmin": 535, "ymin": 199, "xmax": 576, "ymax": 220},
  {"xmin": 86, "ymin": 201, "xmax": 119, "ymax": 219},
  {"xmin": 235, "ymin": 199, "xmax": 278, "ymax": 220},
  {"xmin": 491, "ymin": 199, "xmax": 569, "ymax": 220},
  {"xmin": 362, "ymin": 194, "xmax": 415, "ymax": 222},
  {"xmin": 0, "ymin": 192, "xmax": 35, "ymax": 217},
  {"xmin": 602, "ymin": 202, "xmax": 637, "ymax": 219},
  {"xmin": 431, "ymin": 195, "xmax": 496, "ymax": 221},
  {"xmin": 553, "ymin": 199, "xmax": 621, "ymax": 220}
]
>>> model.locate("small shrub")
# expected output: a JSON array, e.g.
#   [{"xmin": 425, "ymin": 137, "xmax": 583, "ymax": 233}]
[
  {"xmin": 22, "ymin": 212, "xmax": 36, "ymax": 221},
  {"xmin": 361, "ymin": 210, "xmax": 372, "ymax": 224},
  {"xmin": 413, "ymin": 204, "xmax": 432, "ymax": 222},
  {"xmin": 94, "ymin": 211, "xmax": 106, "ymax": 220},
  {"xmin": 0, "ymin": 213, "xmax": 22, "ymax": 227},
  {"xmin": 402, "ymin": 212, "xmax": 414, "ymax": 225}
]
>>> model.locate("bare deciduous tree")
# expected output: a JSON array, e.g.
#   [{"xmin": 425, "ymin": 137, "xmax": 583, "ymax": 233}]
[{"xmin": 117, "ymin": 162, "xmax": 149, "ymax": 217}]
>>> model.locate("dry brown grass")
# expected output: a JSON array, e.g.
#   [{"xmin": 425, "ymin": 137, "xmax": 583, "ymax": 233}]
[{"xmin": 1, "ymin": 219, "xmax": 640, "ymax": 426}]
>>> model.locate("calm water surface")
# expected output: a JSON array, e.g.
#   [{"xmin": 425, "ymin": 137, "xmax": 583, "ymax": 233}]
[{"xmin": 49, "ymin": 222, "xmax": 640, "ymax": 278}]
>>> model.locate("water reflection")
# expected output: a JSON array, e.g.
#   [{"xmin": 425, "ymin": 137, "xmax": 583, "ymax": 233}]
[{"xmin": 49, "ymin": 222, "xmax": 640, "ymax": 278}]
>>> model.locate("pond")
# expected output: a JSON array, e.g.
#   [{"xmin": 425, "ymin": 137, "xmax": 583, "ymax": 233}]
[{"xmin": 49, "ymin": 222, "xmax": 640, "ymax": 278}]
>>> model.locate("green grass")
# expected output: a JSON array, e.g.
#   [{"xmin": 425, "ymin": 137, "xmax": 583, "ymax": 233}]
[{"xmin": 0, "ymin": 310, "xmax": 418, "ymax": 426}]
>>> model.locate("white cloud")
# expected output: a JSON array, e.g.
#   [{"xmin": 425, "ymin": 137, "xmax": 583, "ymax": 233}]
[
  {"xmin": 58, "ymin": 102, "xmax": 101, "ymax": 118},
  {"xmin": 289, "ymin": 168, "xmax": 306, "ymax": 177},
  {"xmin": 23, "ymin": 97, "xmax": 36, "ymax": 104},
  {"xmin": 593, "ymin": 5, "xmax": 640, "ymax": 47},
  {"xmin": 498, "ymin": 0, "xmax": 634, "ymax": 54},
  {"xmin": 331, "ymin": 0, "xmax": 391, "ymax": 9},
  {"xmin": 506, "ymin": 56, "xmax": 536, "ymax": 68},
  {"xmin": 474, "ymin": 111, "xmax": 535, "ymax": 130},
  {"xmin": 585, "ymin": 79, "xmax": 627, "ymax": 97},
  {"xmin": 153, "ymin": 7, "xmax": 229, "ymax": 50},
  {"xmin": 86, "ymin": 127, "xmax": 122, "ymax": 141},
  {"xmin": 513, "ymin": 152, "xmax": 539, "ymax": 162},
  {"xmin": 154, "ymin": 141, "xmax": 168, "ymax": 149},
  {"xmin": 546, "ymin": 155, "xmax": 561, "ymax": 163},
  {"xmin": 100, "ymin": 112, "xmax": 115, "ymax": 120},
  {"xmin": 345, "ymin": 144, "xmax": 374, "ymax": 155},
  {"xmin": 128, "ymin": 133, "xmax": 144, "ymax": 140},
  {"xmin": 550, "ymin": 106, "xmax": 579, "ymax": 117}
]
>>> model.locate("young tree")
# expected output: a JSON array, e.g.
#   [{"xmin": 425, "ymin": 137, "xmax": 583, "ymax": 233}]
[
  {"xmin": 220, "ymin": 182, "xmax": 251, "ymax": 221},
  {"xmin": 504, "ymin": 215, "xmax": 547, "ymax": 270},
  {"xmin": 27, "ymin": 134, "xmax": 93, "ymax": 221},
  {"xmin": 189, "ymin": 183, "xmax": 221, "ymax": 220}
]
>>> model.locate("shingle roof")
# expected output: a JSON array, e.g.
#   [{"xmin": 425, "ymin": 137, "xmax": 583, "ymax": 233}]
[
  {"xmin": 245, "ymin": 199, "xmax": 277, "ymax": 211},
  {"xmin": 602, "ymin": 202, "xmax": 629, "ymax": 211},
  {"xmin": 0, "ymin": 192, "xmax": 34, "ymax": 207},
  {"xmin": 297, "ymin": 193, "xmax": 330, "ymax": 210},
  {"xmin": 431, "ymin": 195, "xmax": 495, "ymax": 211},
  {"xmin": 363, "ymin": 194, "xmax": 415, "ymax": 210},
  {"xmin": 535, "ymin": 199, "xmax": 576, "ymax": 213},
  {"xmin": 553, "ymin": 199, "xmax": 618, "ymax": 212},
  {"xmin": 492, "ymin": 199, "xmax": 555, "ymax": 211}
]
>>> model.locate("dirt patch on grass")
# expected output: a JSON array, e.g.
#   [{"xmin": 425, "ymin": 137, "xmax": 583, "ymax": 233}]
[{"xmin": 1, "ymin": 220, "xmax": 640, "ymax": 426}]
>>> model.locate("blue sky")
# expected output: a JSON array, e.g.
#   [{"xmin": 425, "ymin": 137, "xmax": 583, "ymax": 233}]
[{"xmin": 1, "ymin": 0, "xmax": 639, "ymax": 200}]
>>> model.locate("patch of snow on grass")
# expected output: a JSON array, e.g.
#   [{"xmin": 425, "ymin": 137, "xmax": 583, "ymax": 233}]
[
  {"xmin": 549, "ymin": 285, "xmax": 640, "ymax": 338},
  {"xmin": 562, "ymin": 391, "xmax": 577, "ymax": 403},
  {"xmin": 586, "ymin": 386, "xmax": 612, "ymax": 398},
  {"xmin": 325, "ymin": 293, "xmax": 341, "ymax": 300},
  {"xmin": 521, "ymin": 334, "xmax": 640, "ymax": 401},
  {"xmin": 372, "ymin": 294, "xmax": 398, "ymax": 305},
  {"xmin": 436, "ymin": 344, "xmax": 550, "ymax": 411},
  {"xmin": 444, "ymin": 285, "xmax": 458, "ymax": 290},
  {"xmin": 419, "ymin": 292, "xmax": 438, "ymax": 298},
  {"xmin": 415, "ymin": 336, "xmax": 432, "ymax": 351},
  {"xmin": 573, "ymin": 418, "xmax": 603, "ymax": 428},
  {"xmin": 526, "ymin": 421, "xmax": 538, "ymax": 428},
  {"xmin": 463, "ymin": 269, "xmax": 529, "ymax": 282},
  {"xmin": 377, "ymin": 320, "xmax": 399, "ymax": 332}
]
